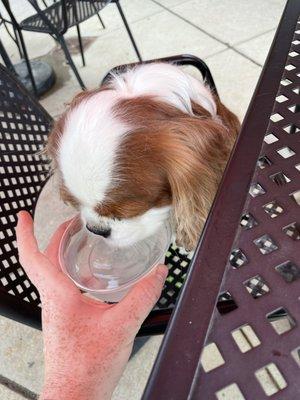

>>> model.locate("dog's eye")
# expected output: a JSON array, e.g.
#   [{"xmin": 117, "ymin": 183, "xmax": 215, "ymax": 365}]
[{"xmin": 112, "ymin": 216, "xmax": 122, "ymax": 221}]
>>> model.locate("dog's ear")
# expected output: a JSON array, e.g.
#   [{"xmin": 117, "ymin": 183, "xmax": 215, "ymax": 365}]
[
  {"xmin": 162, "ymin": 117, "xmax": 234, "ymax": 250},
  {"xmin": 43, "ymin": 113, "xmax": 66, "ymax": 172},
  {"xmin": 213, "ymin": 96, "xmax": 241, "ymax": 137}
]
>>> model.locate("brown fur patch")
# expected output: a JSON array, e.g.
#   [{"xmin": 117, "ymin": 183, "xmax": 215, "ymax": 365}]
[
  {"xmin": 96, "ymin": 96, "xmax": 239, "ymax": 249},
  {"xmin": 213, "ymin": 95, "xmax": 241, "ymax": 138},
  {"xmin": 47, "ymin": 86, "xmax": 240, "ymax": 249}
]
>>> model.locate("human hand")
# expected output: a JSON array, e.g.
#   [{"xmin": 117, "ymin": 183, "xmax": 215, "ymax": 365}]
[{"xmin": 16, "ymin": 211, "xmax": 168, "ymax": 400}]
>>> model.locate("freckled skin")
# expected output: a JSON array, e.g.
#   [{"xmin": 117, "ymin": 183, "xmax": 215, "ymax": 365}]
[{"xmin": 16, "ymin": 211, "xmax": 167, "ymax": 400}]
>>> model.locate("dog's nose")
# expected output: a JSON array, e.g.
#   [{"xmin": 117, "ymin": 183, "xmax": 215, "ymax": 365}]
[{"xmin": 86, "ymin": 224, "xmax": 111, "ymax": 238}]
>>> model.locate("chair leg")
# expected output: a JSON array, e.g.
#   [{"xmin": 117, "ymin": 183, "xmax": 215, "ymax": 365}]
[
  {"xmin": 16, "ymin": 29, "xmax": 38, "ymax": 96},
  {"xmin": 57, "ymin": 35, "xmax": 86, "ymax": 90},
  {"xmin": 96, "ymin": 13, "xmax": 105, "ymax": 30},
  {"xmin": 3, "ymin": 22, "xmax": 23, "ymax": 59},
  {"xmin": 13, "ymin": 27, "xmax": 24, "ymax": 59},
  {"xmin": 0, "ymin": 39, "xmax": 15, "ymax": 73},
  {"xmin": 76, "ymin": 24, "xmax": 85, "ymax": 67},
  {"xmin": 115, "ymin": 0, "xmax": 142, "ymax": 62},
  {"xmin": 90, "ymin": 3, "xmax": 105, "ymax": 29},
  {"xmin": 1, "ymin": 1, "xmax": 37, "ymax": 94}
]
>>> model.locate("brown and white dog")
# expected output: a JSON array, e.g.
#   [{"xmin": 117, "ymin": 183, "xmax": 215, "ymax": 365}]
[{"xmin": 47, "ymin": 63, "xmax": 240, "ymax": 251}]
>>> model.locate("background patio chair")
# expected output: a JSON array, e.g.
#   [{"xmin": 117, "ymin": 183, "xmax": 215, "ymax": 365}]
[
  {"xmin": 0, "ymin": 54, "xmax": 214, "ymax": 335},
  {"xmin": 2, "ymin": 0, "xmax": 142, "ymax": 92}
]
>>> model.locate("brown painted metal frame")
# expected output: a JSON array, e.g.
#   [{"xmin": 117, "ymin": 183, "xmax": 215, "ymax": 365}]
[{"xmin": 142, "ymin": 0, "xmax": 300, "ymax": 398}]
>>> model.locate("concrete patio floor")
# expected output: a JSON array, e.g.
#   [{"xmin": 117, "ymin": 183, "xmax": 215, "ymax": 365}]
[{"xmin": 0, "ymin": 0, "xmax": 286, "ymax": 399}]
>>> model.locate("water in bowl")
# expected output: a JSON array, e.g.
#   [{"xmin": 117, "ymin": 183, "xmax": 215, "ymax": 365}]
[{"xmin": 61, "ymin": 219, "xmax": 170, "ymax": 294}]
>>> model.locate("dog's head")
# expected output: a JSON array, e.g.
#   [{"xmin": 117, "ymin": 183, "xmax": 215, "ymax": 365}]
[{"xmin": 47, "ymin": 63, "xmax": 239, "ymax": 250}]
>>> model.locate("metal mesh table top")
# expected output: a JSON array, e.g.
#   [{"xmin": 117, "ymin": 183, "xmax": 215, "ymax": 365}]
[
  {"xmin": 196, "ymin": 16, "xmax": 300, "ymax": 399},
  {"xmin": 143, "ymin": 1, "xmax": 300, "ymax": 399}
]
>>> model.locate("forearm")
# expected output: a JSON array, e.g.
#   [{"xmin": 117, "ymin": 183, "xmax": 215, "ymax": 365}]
[
  {"xmin": 40, "ymin": 385, "xmax": 90, "ymax": 400},
  {"xmin": 39, "ymin": 340, "xmax": 131, "ymax": 400},
  {"xmin": 39, "ymin": 374, "xmax": 112, "ymax": 400},
  {"xmin": 40, "ymin": 375, "xmax": 111, "ymax": 400}
]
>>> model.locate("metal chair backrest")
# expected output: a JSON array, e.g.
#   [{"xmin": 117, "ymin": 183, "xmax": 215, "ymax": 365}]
[
  {"xmin": 102, "ymin": 54, "xmax": 218, "ymax": 95},
  {"xmin": 0, "ymin": 64, "xmax": 52, "ymax": 323},
  {"xmin": 26, "ymin": 0, "xmax": 110, "ymax": 35}
]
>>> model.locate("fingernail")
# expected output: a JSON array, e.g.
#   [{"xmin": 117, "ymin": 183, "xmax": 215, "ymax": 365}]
[
  {"xmin": 156, "ymin": 265, "xmax": 168, "ymax": 282},
  {"xmin": 17, "ymin": 210, "xmax": 25, "ymax": 219}
]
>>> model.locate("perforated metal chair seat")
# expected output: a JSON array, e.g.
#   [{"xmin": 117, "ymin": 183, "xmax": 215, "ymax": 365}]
[
  {"xmin": 0, "ymin": 65, "xmax": 52, "ymax": 307},
  {"xmin": 20, "ymin": 0, "xmax": 108, "ymax": 34}
]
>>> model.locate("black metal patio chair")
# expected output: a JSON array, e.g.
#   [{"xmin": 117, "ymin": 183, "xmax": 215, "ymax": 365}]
[
  {"xmin": 1, "ymin": 0, "xmax": 142, "ymax": 92},
  {"xmin": 0, "ymin": 54, "xmax": 214, "ymax": 335}
]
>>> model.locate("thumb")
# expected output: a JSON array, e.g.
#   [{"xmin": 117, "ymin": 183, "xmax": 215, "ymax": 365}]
[{"xmin": 116, "ymin": 264, "xmax": 168, "ymax": 332}]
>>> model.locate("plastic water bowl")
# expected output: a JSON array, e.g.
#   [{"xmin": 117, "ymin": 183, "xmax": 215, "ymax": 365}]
[{"xmin": 59, "ymin": 215, "xmax": 172, "ymax": 302}]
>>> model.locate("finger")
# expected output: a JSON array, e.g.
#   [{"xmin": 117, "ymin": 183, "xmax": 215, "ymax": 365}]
[
  {"xmin": 115, "ymin": 264, "xmax": 168, "ymax": 333},
  {"xmin": 44, "ymin": 219, "xmax": 72, "ymax": 267},
  {"xmin": 16, "ymin": 211, "xmax": 45, "ymax": 285},
  {"xmin": 16, "ymin": 211, "xmax": 40, "ymax": 265},
  {"xmin": 16, "ymin": 212, "xmax": 79, "ymax": 299}
]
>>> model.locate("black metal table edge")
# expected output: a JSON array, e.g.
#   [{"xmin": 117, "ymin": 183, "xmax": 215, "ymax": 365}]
[{"xmin": 142, "ymin": 1, "xmax": 299, "ymax": 399}]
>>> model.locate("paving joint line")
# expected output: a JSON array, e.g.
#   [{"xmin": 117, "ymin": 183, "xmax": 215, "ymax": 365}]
[
  {"xmin": 204, "ymin": 47, "xmax": 231, "ymax": 60},
  {"xmin": 234, "ymin": 27, "xmax": 276, "ymax": 46},
  {"xmin": 59, "ymin": 6, "xmax": 165, "ymax": 46},
  {"xmin": 152, "ymin": 0, "xmax": 268, "ymax": 67},
  {"xmin": 0, "ymin": 375, "xmax": 37, "ymax": 400},
  {"xmin": 204, "ymin": 45, "xmax": 262, "ymax": 67},
  {"xmin": 151, "ymin": 0, "xmax": 226, "ymax": 43},
  {"xmin": 230, "ymin": 47, "xmax": 262, "ymax": 67}
]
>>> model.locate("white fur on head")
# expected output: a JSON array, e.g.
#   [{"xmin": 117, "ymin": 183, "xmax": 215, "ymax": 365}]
[
  {"xmin": 109, "ymin": 63, "xmax": 217, "ymax": 116},
  {"xmin": 58, "ymin": 90, "xmax": 128, "ymax": 207},
  {"xmin": 56, "ymin": 63, "xmax": 217, "ymax": 247}
]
